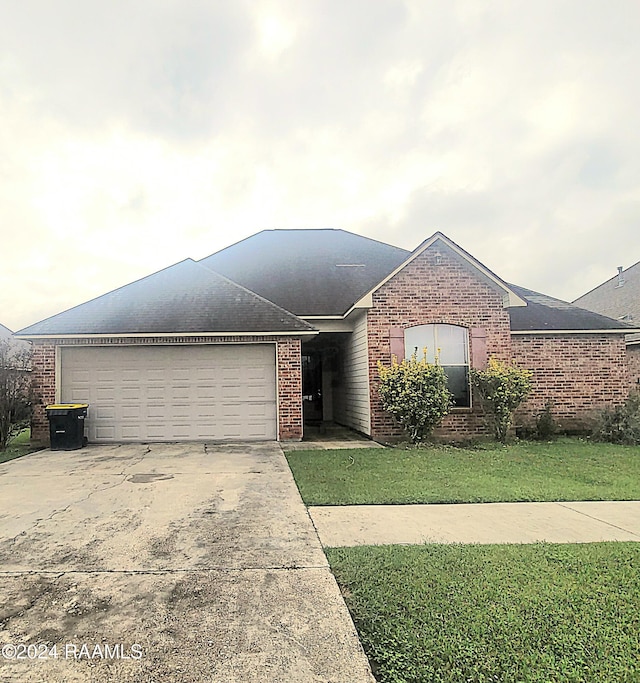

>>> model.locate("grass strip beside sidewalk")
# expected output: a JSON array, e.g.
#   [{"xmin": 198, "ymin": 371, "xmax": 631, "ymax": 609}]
[{"xmin": 328, "ymin": 543, "xmax": 640, "ymax": 683}]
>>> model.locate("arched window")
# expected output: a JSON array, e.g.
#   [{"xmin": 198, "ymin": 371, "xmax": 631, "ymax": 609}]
[{"xmin": 404, "ymin": 324, "xmax": 470, "ymax": 407}]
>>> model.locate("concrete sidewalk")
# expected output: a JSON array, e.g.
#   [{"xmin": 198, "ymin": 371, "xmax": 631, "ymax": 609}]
[{"xmin": 309, "ymin": 501, "xmax": 640, "ymax": 546}]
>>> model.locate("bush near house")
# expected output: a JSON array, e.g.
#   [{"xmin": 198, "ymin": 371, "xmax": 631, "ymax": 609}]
[
  {"xmin": 471, "ymin": 358, "xmax": 532, "ymax": 442},
  {"xmin": 593, "ymin": 391, "xmax": 640, "ymax": 446},
  {"xmin": 377, "ymin": 353, "xmax": 453, "ymax": 444}
]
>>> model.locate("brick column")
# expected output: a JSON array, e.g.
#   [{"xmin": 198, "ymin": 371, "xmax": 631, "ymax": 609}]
[
  {"xmin": 277, "ymin": 338, "xmax": 303, "ymax": 441},
  {"xmin": 31, "ymin": 342, "xmax": 56, "ymax": 446}
]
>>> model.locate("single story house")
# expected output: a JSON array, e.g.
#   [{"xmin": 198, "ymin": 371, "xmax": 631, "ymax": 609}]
[
  {"xmin": 16, "ymin": 230, "xmax": 639, "ymax": 445},
  {"xmin": 572, "ymin": 261, "xmax": 640, "ymax": 391}
]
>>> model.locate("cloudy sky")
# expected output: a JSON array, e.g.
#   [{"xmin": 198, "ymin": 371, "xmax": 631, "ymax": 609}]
[{"xmin": 1, "ymin": 0, "xmax": 639, "ymax": 331}]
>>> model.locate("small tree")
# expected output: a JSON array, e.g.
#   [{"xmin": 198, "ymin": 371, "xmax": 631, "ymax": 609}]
[
  {"xmin": 377, "ymin": 353, "xmax": 453, "ymax": 444},
  {"xmin": 0, "ymin": 339, "xmax": 33, "ymax": 451},
  {"xmin": 471, "ymin": 358, "xmax": 532, "ymax": 443}
]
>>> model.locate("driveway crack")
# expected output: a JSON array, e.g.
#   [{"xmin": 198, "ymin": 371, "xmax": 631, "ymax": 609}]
[{"xmin": 6, "ymin": 449, "xmax": 151, "ymax": 545}]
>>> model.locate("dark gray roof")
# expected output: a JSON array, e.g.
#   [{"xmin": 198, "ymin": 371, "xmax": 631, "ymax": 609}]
[
  {"xmin": 508, "ymin": 284, "xmax": 637, "ymax": 332},
  {"xmin": 199, "ymin": 229, "xmax": 410, "ymax": 316},
  {"xmin": 16, "ymin": 259, "xmax": 316, "ymax": 337}
]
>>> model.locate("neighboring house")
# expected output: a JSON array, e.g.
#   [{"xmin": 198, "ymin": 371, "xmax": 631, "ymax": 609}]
[
  {"xmin": 16, "ymin": 230, "xmax": 638, "ymax": 446},
  {"xmin": 573, "ymin": 262, "xmax": 640, "ymax": 391},
  {"xmin": 0, "ymin": 322, "xmax": 30, "ymax": 354},
  {"xmin": 0, "ymin": 322, "xmax": 14, "ymax": 342}
]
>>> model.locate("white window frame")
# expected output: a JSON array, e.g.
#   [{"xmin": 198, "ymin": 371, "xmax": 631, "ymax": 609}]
[{"xmin": 404, "ymin": 324, "xmax": 471, "ymax": 408}]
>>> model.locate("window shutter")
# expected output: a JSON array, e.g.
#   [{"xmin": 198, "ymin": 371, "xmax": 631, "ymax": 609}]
[
  {"xmin": 389, "ymin": 327, "xmax": 404, "ymax": 362},
  {"xmin": 470, "ymin": 328, "xmax": 487, "ymax": 369}
]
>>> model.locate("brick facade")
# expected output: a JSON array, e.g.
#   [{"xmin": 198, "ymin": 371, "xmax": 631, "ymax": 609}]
[
  {"xmin": 276, "ymin": 337, "xmax": 303, "ymax": 440},
  {"xmin": 31, "ymin": 342, "xmax": 56, "ymax": 445},
  {"xmin": 512, "ymin": 334, "xmax": 629, "ymax": 432},
  {"xmin": 30, "ymin": 335, "xmax": 303, "ymax": 446},
  {"xmin": 627, "ymin": 344, "xmax": 640, "ymax": 392},
  {"xmin": 367, "ymin": 243, "xmax": 513, "ymax": 441}
]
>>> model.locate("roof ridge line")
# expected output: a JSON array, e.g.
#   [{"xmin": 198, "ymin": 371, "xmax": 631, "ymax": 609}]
[{"xmin": 198, "ymin": 227, "xmax": 410, "ymax": 263}]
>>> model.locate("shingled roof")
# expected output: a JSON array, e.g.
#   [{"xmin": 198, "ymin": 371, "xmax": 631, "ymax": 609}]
[
  {"xmin": 572, "ymin": 261, "xmax": 640, "ymax": 343},
  {"xmin": 199, "ymin": 229, "xmax": 410, "ymax": 316},
  {"xmin": 16, "ymin": 259, "xmax": 316, "ymax": 337},
  {"xmin": 508, "ymin": 284, "xmax": 638, "ymax": 332}
]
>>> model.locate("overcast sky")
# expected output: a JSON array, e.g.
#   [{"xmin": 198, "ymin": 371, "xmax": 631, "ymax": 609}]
[{"xmin": 2, "ymin": 0, "xmax": 639, "ymax": 331}]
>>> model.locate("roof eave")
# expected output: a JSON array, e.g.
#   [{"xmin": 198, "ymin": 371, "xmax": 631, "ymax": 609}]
[
  {"xmin": 15, "ymin": 330, "xmax": 319, "ymax": 340},
  {"xmin": 510, "ymin": 328, "xmax": 640, "ymax": 335}
]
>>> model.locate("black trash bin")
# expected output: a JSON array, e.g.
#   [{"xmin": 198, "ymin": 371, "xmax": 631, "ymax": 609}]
[{"xmin": 45, "ymin": 404, "xmax": 88, "ymax": 450}]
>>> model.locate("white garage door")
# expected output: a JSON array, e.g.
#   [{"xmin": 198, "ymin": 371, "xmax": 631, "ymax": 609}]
[{"xmin": 60, "ymin": 345, "xmax": 277, "ymax": 442}]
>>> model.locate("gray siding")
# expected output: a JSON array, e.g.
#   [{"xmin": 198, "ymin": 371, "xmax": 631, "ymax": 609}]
[{"xmin": 334, "ymin": 311, "xmax": 371, "ymax": 435}]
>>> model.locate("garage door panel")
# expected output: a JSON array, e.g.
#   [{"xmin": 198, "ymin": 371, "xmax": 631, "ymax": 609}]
[
  {"xmin": 95, "ymin": 405, "xmax": 116, "ymax": 420},
  {"xmin": 60, "ymin": 345, "xmax": 277, "ymax": 442},
  {"xmin": 146, "ymin": 387, "xmax": 167, "ymax": 401},
  {"xmin": 196, "ymin": 385, "xmax": 220, "ymax": 400},
  {"xmin": 147, "ymin": 405, "xmax": 166, "ymax": 419},
  {"xmin": 170, "ymin": 405, "xmax": 192, "ymax": 419},
  {"xmin": 121, "ymin": 405, "xmax": 142, "ymax": 420},
  {"xmin": 96, "ymin": 425, "xmax": 117, "ymax": 440},
  {"xmin": 169, "ymin": 424, "xmax": 192, "ymax": 439},
  {"xmin": 171, "ymin": 387, "xmax": 191, "ymax": 400}
]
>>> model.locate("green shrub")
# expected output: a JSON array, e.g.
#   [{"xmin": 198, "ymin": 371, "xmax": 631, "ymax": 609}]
[
  {"xmin": 593, "ymin": 391, "xmax": 640, "ymax": 445},
  {"xmin": 471, "ymin": 358, "xmax": 533, "ymax": 443},
  {"xmin": 377, "ymin": 353, "xmax": 453, "ymax": 444},
  {"xmin": 535, "ymin": 401, "xmax": 558, "ymax": 440}
]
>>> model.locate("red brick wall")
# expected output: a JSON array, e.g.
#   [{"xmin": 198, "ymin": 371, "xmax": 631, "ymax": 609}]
[
  {"xmin": 627, "ymin": 344, "xmax": 640, "ymax": 391},
  {"xmin": 29, "ymin": 335, "xmax": 303, "ymax": 446},
  {"xmin": 512, "ymin": 334, "xmax": 629, "ymax": 431},
  {"xmin": 30, "ymin": 342, "xmax": 56, "ymax": 445},
  {"xmin": 276, "ymin": 338, "xmax": 303, "ymax": 440},
  {"xmin": 368, "ymin": 243, "xmax": 513, "ymax": 441}
]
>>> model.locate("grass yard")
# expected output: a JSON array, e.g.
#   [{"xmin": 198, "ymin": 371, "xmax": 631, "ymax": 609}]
[
  {"xmin": 0, "ymin": 429, "xmax": 40, "ymax": 464},
  {"xmin": 328, "ymin": 543, "xmax": 640, "ymax": 683},
  {"xmin": 286, "ymin": 439, "xmax": 640, "ymax": 505}
]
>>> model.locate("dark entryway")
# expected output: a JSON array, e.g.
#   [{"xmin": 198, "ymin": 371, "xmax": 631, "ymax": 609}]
[
  {"xmin": 302, "ymin": 349, "xmax": 323, "ymax": 423},
  {"xmin": 301, "ymin": 334, "xmax": 348, "ymax": 427}
]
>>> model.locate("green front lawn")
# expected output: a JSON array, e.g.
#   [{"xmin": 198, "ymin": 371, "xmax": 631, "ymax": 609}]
[
  {"xmin": 0, "ymin": 429, "xmax": 40, "ymax": 464},
  {"xmin": 328, "ymin": 543, "xmax": 640, "ymax": 683},
  {"xmin": 286, "ymin": 439, "xmax": 640, "ymax": 505}
]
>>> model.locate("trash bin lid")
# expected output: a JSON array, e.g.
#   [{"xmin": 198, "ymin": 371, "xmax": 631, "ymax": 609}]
[{"xmin": 45, "ymin": 404, "xmax": 89, "ymax": 410}]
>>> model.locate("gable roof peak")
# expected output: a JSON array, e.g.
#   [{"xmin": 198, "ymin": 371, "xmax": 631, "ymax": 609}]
[{"xmin": 350, "ymin": 231, "xmax": 527, "ymax": 311}]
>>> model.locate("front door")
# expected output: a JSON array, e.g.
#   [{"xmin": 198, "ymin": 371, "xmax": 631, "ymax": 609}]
[{"xmin": 302, "ymin": 350, "xmax": 323, "ymax": 424}]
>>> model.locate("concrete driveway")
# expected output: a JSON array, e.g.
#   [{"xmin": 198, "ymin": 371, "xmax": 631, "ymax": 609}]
[{"xmin": 0, "ymin": 443, "xmax": 374, "ymax": 683}]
